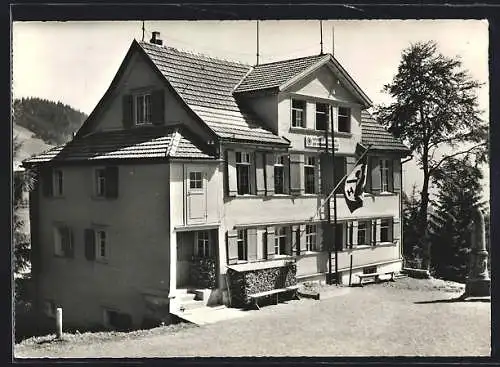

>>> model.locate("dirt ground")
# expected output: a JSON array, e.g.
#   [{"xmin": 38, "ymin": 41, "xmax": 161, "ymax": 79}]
[{"xmin": 15, "ymin": 277, "xmax": 490, "ymax": 358}]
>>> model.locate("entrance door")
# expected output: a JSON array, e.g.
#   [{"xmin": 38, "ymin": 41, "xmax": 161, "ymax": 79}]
[{"xmin": 187, "ymin": 169, "xmax": 207, "ymax": 224}]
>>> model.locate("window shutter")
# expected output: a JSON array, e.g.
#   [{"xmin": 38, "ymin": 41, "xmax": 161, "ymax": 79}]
[
  {"xmin": 249, "ymin": 152, "xmax": 257, "ymax": 195},
  {"xmin": 352, "ymin": 221, "xmax": 358, "ymax": 247},
  {"xmin": 266, "ymin": 226, "xmax": 275, "ymax": 259},
  {"xmin": 388, "ymin": 158, "xmax": 394, "ymax": 192},
  {"xmin": 42, "ymin": 168, "xmax": 53, "ymax": 197},
  {"xmin": 393, "ymin": 159, "xmax": 402, "ymax": 191},
  {"xmin": 291, "ymin": 225, "xmax": 300, "ymax": 255},
  {"xmin": 105, "ymin": 166, "xmax": 119, "ymax": 198},
  {"xmin": 84, "ymin": 228, "xmax": 96, "ymax": 261},
  {"xmin": 265, "ymin": 153, "xmax": 275, "ymax": 196},
  {"xmin": 285, "ymin": 227, "xmax": 293, "ymax": 255},
  {"xmin": 289, "ymin": 153, "xmax": 304, "ymax": 195},
  {"xmin": 226, "ymin": 230, "xmax": 238, "ymax": 265},
  {"xmin": 320, "ymin": 153, "xmax": 333, "ymax": 194},
  {"xmin": 371, "ymin": 157, "xmax": 381, "ymax": 194},
  {"xmin": 122, "ymin": 95, "xmax": 134, "ymax": 128},
  {"xmin": 375, "ymin": 219, "xmax": 381, "ymax": 246},
  {"xmin": 247, "ymin": 228, "xmax": 258, "ymax": 261},
  {"xmin": 226, "ymin": 151, "xmax": 237, "ymax": 197},
  {"xmin": 315, "ymin": 158, "xmax": 321, "ymax": 194},
  {"xmin": 151, "ymin": 89, "xmax": 165, "ymax": 125},
  {"xmin": 393, "ymin": 218, "xmax": 401, "ymax": 244},
  {"xmin": 255, "ymin": 152, "xmax": 266, "ymax": 196}
]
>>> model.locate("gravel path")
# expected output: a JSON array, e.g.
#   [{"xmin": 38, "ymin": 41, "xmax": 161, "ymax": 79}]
[{"xmin": 15, "ymin": 279, "xmax": 490, "ymax": 358}]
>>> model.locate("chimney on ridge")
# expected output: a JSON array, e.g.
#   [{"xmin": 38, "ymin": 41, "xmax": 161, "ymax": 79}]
[{"xmin": 150, "ymin": 31, "xmax": 163, "ymax": 46}]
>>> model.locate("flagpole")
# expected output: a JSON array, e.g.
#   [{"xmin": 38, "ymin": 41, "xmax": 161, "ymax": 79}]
[{"xmin": 325, "ymin": 108, "xmax": 332, "ymax": 285}]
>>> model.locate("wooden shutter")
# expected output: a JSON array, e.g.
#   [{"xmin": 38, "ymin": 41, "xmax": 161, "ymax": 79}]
[
  {"xmin": 299, "ymin": 224, "xmax": 307, "ymax": 253},
  {"xmin": 255, "ymin": 152, "xmax": 266, "ymax": 196},
  {"xmin": 247, "ymin": 228, "xmax": 258, "ymax": 261},
  {"xmin": 289, "ymin": 153, "xmax": 304, "ymax": 195},
  {"xmin": 371, "ymin": 157, "xmax": 381, "ymax": 194},
  {"xmin": 249, "ymin": 152, "xmax": 257, "ymax": 195},
  {"xmin": 375, "ymin": 219, "xmax": 382, "ymax": 245},
  {"xmin": 122, "ymin": 95, "xmax": 134, "ymax": 128},
  {"xmin": 266, "ymin": 226, "xmax": 275, "ymax": 259},
  {"xmin": 42, "ymin": 168, "xmax": 53, "ymax": 197},
  {"xmin": 388, "ymin": 159, "xmax": 394, "ymax": 192},
  {"xmin": 151, "ymin": 89, "xmax": 165, "ymax": 125},
  {"xmin": 84, "ymin": 228, "xmax": 96, "ymax": 261},
  {"xmin": 285, "ymin": 227, "xmax": 293, "ymax": 255},
  {"xmin": 352, "ymin": 221, "xmax": 358, "ymax": 247},
  {"xmin": 283, "ymin": 155, "xmax": 290, "ymax": 194},
  {"xmin": 393, "ymin": 159, "xmax": 402, "ymax": 191},
  {"xmin": 105, "ymin": 166, "xmax": 119, "ymax": 198},
  {"xmin": 265, "ymin": 153, "xmax": 275, "ymax": 196},
  {"xmin": 393, "ymin": 218, "xmax": 401, "ymax": 243},
  {"xmin": 226, "ymin": 151, "xmax": 238, "ymax": 197},
  {"xmin": 226, "ymin": 230, "xmax": 238, "ymax": 265}
]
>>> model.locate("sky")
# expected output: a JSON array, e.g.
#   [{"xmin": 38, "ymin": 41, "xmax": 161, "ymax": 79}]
[{"xmin": 11, "ymin": 20, "xmax": 490, "ymax": 200}]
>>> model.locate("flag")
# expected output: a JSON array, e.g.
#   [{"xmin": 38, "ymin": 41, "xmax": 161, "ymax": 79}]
[{"xmin": 343, "ymin": 154, "xmax": 368, "ymax": 213}]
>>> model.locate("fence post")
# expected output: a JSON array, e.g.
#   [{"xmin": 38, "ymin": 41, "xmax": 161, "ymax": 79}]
[{"xmin": 56, "ymin": 308, "xmax": 63, "ymax": 339}]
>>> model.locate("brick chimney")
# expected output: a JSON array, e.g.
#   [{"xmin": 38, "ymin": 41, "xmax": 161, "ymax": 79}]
[{"xmin": 150, "ymin": 31, "xmax": 163, "ymax": 46}]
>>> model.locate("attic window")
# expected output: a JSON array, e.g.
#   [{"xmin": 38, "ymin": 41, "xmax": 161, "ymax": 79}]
[
  {"xmin": 135, "ymin": 93, "xmax": 152, "ymax": 125},
  {"xmin": 291, "ymin": 99, "xmax": 306, "ymax": 128},
  {"xmin": 338, "ymin": 107, "xmax": 351, "ymax": 133}
]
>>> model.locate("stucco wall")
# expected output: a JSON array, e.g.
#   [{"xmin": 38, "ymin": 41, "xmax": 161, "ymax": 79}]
[
  {"xmin": 242, "ymin": 94, "xmax": 279, "ymax": 134},
  {"xmin": 37, "ymin": 163, "xmax": 171, "ymax": 328}
]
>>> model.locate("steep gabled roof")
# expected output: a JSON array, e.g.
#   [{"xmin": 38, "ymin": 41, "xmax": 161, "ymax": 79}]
[
  {"xmin": 23, "ymin": 126, "xmax": 215, "ymax": 165},
  {"xmin": 361, "ymin": 111, "xmax": 410, "ymax": 153},
  {"xmin": 233, "ymin": 54, "xmax": 327, "ymax": 93},
  {"xmin": 138, "ymin": 41, "xmax": 288, "ymax": 145}
]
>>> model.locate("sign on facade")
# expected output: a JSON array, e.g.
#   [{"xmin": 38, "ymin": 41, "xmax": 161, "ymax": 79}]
[{"xmin": 304, "ymin": 136, "xmax": 339, "ymax": 150}]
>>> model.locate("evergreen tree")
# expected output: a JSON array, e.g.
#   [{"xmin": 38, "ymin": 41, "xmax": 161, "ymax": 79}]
[
  {"xmin": 402, "ymin": 184, "xmax": 423, "ymax": 267},
  {"xmin": 375, "ymin": 41, "xmax": 488, "ymax": 270},
  {"xmin": 428, "ymin": 156, "xmax": 486, "ymax": 282}
]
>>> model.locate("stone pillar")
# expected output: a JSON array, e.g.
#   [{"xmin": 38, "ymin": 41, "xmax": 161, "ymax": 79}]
[{"xmin": 464, "ymin": 206, "xmax": 490, "ymax": 298}]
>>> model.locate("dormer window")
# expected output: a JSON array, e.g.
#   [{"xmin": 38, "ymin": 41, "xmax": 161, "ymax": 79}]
[
  {"xmin": 135, "ymin": 93, "xmax": 152, "ymax": 125},
  {"xmin": 291, "ymin": 99, "xmax": 306, "ymax": 128},
  {"xmin": 338, "ymin": 106, "xmax": 351, "ymax": 133}
]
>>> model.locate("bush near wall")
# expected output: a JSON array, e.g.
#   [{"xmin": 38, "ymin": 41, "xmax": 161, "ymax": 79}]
[
  {"xmin": 227, "ymin": 262, "xmax": 297, "ymax": 308},
  {"xmin": 189, "ymin": 258, "xmax": 217, "ymax": 289}
]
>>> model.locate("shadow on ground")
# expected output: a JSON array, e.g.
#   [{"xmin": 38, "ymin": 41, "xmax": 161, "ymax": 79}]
[{"xmin": 414, "ymin": 296, "xmax": 491, "ymax": 304}]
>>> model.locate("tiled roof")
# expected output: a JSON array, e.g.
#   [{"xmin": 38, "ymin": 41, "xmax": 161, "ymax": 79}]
[
  {"xmin": 361, "ymin": 111, "xmax": 410, "ymax": 153},
  {"xmin": 234, "ymin": 54, "xmax": 328, "ymax": 93},
  {"xmin": 139, "ymin": 42, "xmax": 288, "ymax": 145},
  {"xmin": 23, "ymin": 126, "xmax": 215, "ymax": 165}
]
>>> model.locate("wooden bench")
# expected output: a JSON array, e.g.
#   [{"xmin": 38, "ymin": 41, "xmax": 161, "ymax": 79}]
[
  {"xmin": 357, "ymin": 271, "xmax": 395, "ymax": 287},
  {"xmin": 248, "ymin": 285, "xmax": 301, "ymax": 310}
]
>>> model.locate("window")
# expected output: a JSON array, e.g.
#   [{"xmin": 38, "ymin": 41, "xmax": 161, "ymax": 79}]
[
  {"xmin": 237, "ymin": 230, "xmax": 247, "ymax": 261},
  {"xmin": 316, "ymin": 103, "xmax": 329, "ymax": 131},
  {"xmin": 363, "ymin": 266, "xmax": 377, "ymax": 275},
  {"xmin": 275, "ymin": 227, "xmax": 288, "ymax": 255},
  {"xmin": 54, "ymin": 225, "xmax": 73, "ymax": 258},
  {"xmin": 380, "ymin": 159, "xmax": 390, "ymax": 192},
  {"xmin": 274, "ymin": 155, "xmax": 286, "ymax": 194},
  {"xmin": 357, "ymin": 221, "xmax": 370, "ymax": 246},
  {"xmin": 291, "ymin": 99, "xmax": 306, "ymax": 128},
  {"xmin": 305, "ymin": 224, "xmax": 317, "ymax": 251},
  {"xmin": 96, "ymin": 230, "xmax": 107, "ymax": 261},
  {"xmin": 236, "ymin": 152, "xmax": 251, "ymax": 195},
  {"xmin": 95, "ymin": 168, "xmax": 106, "ymax": 197},
  {"xmin": 135, "ymin": 93, "xmax": 152, "ymax": 125},
  {"xmin": 380, "ymin": 219, "xmax": 391, "ymax": 243},
  {"xmin": 304, "ymin": 156, "xmax": 317, "ymax": 194},
  {"xmin": 196, "ymin": 231, "xmax": 211, "ymax": 258},
  {"xmin": 189, "ymin": 172, "xmax": 203, "ymax": 189},
  {"xmin": 53, "ymin": 169, "xmax": 64, "ymax": 197},
  {"xmin": 338, "ymin": 107, "xmax": 351, "ymax": 133}
]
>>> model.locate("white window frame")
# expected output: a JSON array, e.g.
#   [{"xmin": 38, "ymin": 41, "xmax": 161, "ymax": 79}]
[
  {"xmin": 95, "ymin": 168, "xmax": 107, "ymax": 197},
  {"xmin": 236, "ymin": 152, "xmax": 251, "ymax": 195},
  {"xmin": 95, "ymin": 229, "xmax": 108, "ymax": 261},
  {"xmin": 380, "ymin": 159, "xmax": 390, "ymax": 192},
  {"xmin": 135, "ymin": 92, "xmax": 152, "ymax": 125},
  {"xmin": 291, "ymin": 99, "xmax": 306, "ymax": 128},
  {"xmin": 304, "ymin": 156, "xmax": 317, "ymax": 194},
  {"xmin": 195, "ymin": 230, "xmax": 211, "ymax": 258},
  {"xmin": 53, "ymin": 225, "xmax": 72, "ymax": 257},
  {"xmin": 357, "ymin": 220, "xmax": 370, "ymax": 247},
  {"xmin": 274, "ymin": 154, "xmax": 286, "ymax": 194},
  {"xmin": 337, "ymin": 106, "xmax": 351, "ymax": 133},
  {"xmin": 237, "ymin": 229, "xmax": 248, "ymax": 261},
  {"xmin": 305, "ymin": 224, "xmax": 317, "ymax": 252},
  {"xmin": 53, "ymin": 169, "xmax": 64, "ymax": 197},
  {"xmin": 275, "ymin": 226, "xmax": 288, "ymax": 256},
  {"xmin": 189, "ymin": 171, "xmax": 203, "ymax": 190},
  {"xmin": 380, "ymin": 218, "xmax": 392, "ymax": 243},
  {"xmin": 315, "ymin": 102, "xmax": 329, "ymax": 131}
]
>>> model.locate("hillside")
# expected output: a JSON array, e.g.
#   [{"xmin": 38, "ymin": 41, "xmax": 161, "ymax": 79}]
[
  {"xmin": 13, "ymin": 97, "xmax": 88, "ymax": 146},
  {"xmin": 13, "ymin": 123, "xmax": 53, "ymax": 163}
]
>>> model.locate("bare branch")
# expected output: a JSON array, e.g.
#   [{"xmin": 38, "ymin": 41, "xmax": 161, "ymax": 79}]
[{"xmin": 429, "ymin": 142, "xmax": 487, "ymax": 174}]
